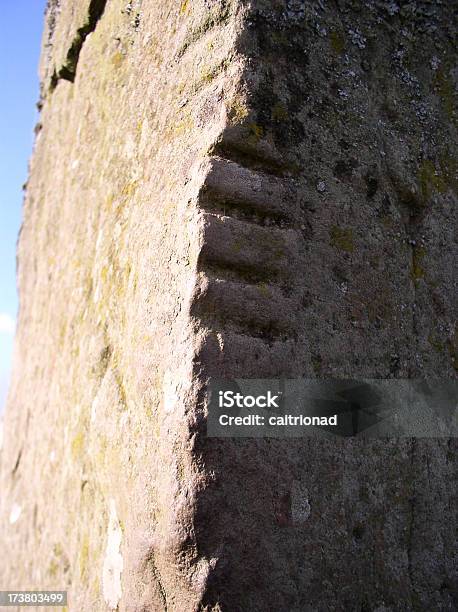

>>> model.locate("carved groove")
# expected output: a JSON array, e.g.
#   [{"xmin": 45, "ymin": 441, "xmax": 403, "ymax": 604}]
[
  {"xmin": 201, "ymin": 195, "xmax": 291, "ymax": 229},
  {"xmin": 191, "ymin": 276, "xmax": 297, "ymax": 341},
  {"xmin": 198, "ymin": 258, "xmax": 277, "ymax": 287},
  {"xmin": 200, "ymin": 156, "xmax": 299, "ymax": 227},
  {"xmin": 199, "ymin": 213, "xmax": 299, "ymax": 280},
  {"xmin": 211, "ymin": 139, "xmax": 294, "ymax": 178},
  {"xmin": 192, "ymin": 141, "xmax": 304, "ymax": 350}
]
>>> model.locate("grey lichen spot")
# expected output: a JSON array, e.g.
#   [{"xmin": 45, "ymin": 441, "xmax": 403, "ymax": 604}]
[
  {"xmin": 285, "ymin": 1, "xmax": 306, "ymax": 21},
  {"xmin": 385, "ymin": 2, "xmax": 400, "ymax": 17},
  {"xmin": 348, "ymin": 28, "xmax": 366, "ymax": 49},
  {"xmin": 430, "ymin": 56, "xmax": 440, "ymax": 71},
  {"xmin": 316, "ymin": 180, "xmax": 327, "ymax": 193},
  {"xmin": 291, "ymin": 481, "xmax": 311, "ymax": 524}
]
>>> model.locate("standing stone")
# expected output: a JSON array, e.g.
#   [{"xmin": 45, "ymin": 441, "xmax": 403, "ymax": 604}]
[{"xmin": 1, "ymin": 1, "xmax": 456, "ymax": 610}]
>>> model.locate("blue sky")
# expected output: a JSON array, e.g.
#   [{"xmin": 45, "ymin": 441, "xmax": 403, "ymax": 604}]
[{"xmin": 0, "ymin": 1, "xmax": 47, "ymax": 410}]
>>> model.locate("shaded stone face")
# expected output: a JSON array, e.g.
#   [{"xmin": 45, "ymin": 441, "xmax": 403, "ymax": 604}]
[{"xmin": 0, "ymin": 1, "xmax": 456, "ymax": 611}]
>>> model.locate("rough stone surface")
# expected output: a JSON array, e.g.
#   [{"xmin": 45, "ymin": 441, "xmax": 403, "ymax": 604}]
[{"xmin": 0, "ymin": 1, "xmax": 457, "ymax": 610}]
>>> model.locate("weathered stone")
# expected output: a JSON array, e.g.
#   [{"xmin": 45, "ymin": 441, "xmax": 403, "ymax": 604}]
[{"xmin": 0, "ymin": 0, "xmax": 456, "ymax": 610}]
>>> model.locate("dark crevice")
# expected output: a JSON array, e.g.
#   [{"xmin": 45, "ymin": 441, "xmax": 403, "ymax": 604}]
[
  {"xmin": 143, "ymin": 547, "xmax": 168, "ymax": 612},
  {"xmin": 198, "ymin": 258, "xmax": 295, "ymax": 297},
  {"xmin": 191, "ymin": 297, "xmax": 294, "ymax": 342},
  {"xmin": 211, "ymin": 140, "xmax": 294, "ymax": 178},
  {"xmin": 50, "ymin": 0, "xmax": 108, "ymax": 91},
  {"xmin": 12, "ymin": 449, "xmax": 22, "ymax": 476},
  {"xmin": 199, "ymin": 185, "xmax": 294, "ymax": 229},
  {"xmin": 191, "ymin": 313, "xmax": 293, "ymax": 345},
  {"xmin": 197, "ymin": 257, "xmax": 277, "ymax": 287},
  {"xmin": 199, "ymin": 199, "xmax": 294, "ymax": 229}
]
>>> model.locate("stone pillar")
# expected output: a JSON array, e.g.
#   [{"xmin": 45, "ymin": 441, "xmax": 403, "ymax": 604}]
[{"xmin": 1, "ymin": 1, "xmax": 456, "ymax": 610}]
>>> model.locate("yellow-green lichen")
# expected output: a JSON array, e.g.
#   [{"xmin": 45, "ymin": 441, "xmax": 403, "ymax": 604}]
[
  {"xmin": 271, "ymin": 30, "xmax": 289, "ymax": 45},
  {"xmin": 198, "ymin": 58, "xmax": 230, "ymax": 86},
  {"xmin": 111, "ymin": 52, "xmax": 125, "ymax": 69},
  {"xmin": 71, "ymin": 430, "xmax": 85, "ymax": 460},
  {"xmin": 418, "ymin": 160, "xmax": 447, "ymax": 201},
  {"xmin": 271, "ymin": 102, "xmax": 288, "ymax": 122},
  {"xmin": 108, "ymin": 350, "xmax": 128, "ymax": 409},
  {"xmin": 411, "ymin": 246, "xmax": 426, "ymax": 281},
  {"xmin": 53, "ymin": 543, "xmax": 63, "ymax": 557},
  {"xmin": 247, "ymin": 122, "xmax": 264, "ymax": 144},
  {"xmin": 121, "ymin": 180, "xmax": 139, "ymax": 198},
  {"xmin": 58, "ymin": 321, "xmax": 68, "ymax": 349},
  {"xmin": 311, "ymin": 355, "xmax": 323, "ymax": 376},
  {"xmin": 228, "ymin": 95, "xmax": 249, "ymax": 123},
  {"xmin": 114, "ymin": 368, "xmax": 127, "ymax": 409},
  {"xmin": 47, "ymin": 559, "xmax": 59, "ymax": 579},
  {"xmin": 178, "ymin": 2, "xmax": 231, "ymax": 57},
  {"xmin": 428, "ymin": 333, "xmax": 444, "ymax": 353},
  {"xmin": 330, "ymin": 30, "xmax": 345, "ymax": 55},
  {"xmin": 330, "ymin": 226, "xmax": 354, "ymax": 253},
  {"xmin": 434, "ymin": 68, "xmax": 457, "ymax": 122},
  {"xmin": 180, "ymin": 0, "xmax": 190, "ymax": 15},
  {"xmin": 170, "ymin": 114, "xmax": 195, "ymax": 139},
  {"xmin": 257, "ymin": 283, "xmax": 271, "ymax": 297},
  {"xmin": 79, "ymin": 535, "xmax": 90, "ymax": 580},
  {"xmin": 438, "ymin": 154, "xmax": 458, "ymax": 194}
]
